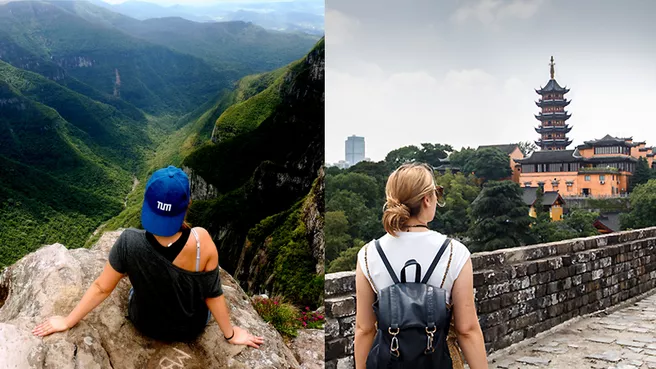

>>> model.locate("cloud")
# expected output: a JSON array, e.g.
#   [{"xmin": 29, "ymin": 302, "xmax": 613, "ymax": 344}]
[
  {"xmin": 325, "ymin": 9, "xmax": 360, "ymax": 46},
  {"xmin": 451, "ymin": 0, "xmax": 545, "ymax": 26},
  {"xmin": 444, "ymin": 69, "xmax": 496, "ymax": 90}
]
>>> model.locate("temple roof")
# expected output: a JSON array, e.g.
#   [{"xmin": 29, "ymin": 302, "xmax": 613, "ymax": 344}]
[
  {"xmin": 578, "ymin": 134, "xmax": 633, "ymax": 148},
  {"xmin": 477, "ymin": 144, "xmax": 519, "ymax": 155},
  {"xmin": 521, "ymin": 187, "xmax": 565, "ymax": 206},
  {"xmin": 515, "ymin": 149, "xmax": 579, "ymax": 164},
  {"xmin": 594, "ymin": 212, "xmax": 621, "ymax": 233}
]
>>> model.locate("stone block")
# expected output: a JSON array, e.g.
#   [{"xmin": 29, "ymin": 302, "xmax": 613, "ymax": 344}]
[
  {"xmin": 326, "ymin": 296, "xmax": 356, "ymax": 318},
  {"xmin": 325, "ymin": 272, "xmax": 356, "ymax": 298}
]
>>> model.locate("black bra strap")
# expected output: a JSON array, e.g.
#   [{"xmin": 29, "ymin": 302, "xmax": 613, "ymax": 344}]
[
  {"xmin": 421, "ymin": 237, "xmax": 452, "ymax": 284},
  {"xmin": 375, "ymin": 239, "xmax": 400, "ymax": 284}
]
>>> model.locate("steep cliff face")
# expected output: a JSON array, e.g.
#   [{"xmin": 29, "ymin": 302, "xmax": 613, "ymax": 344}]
[
  {"xmin": 234, "ymin": 168, "xmax": 325, "ymax": 308},
  {"xmin": 182, "ymin": 39, "xmax": 325, "ymax": 308},
  {"xmin": 0, "ymin": 230, "xmax": 301, "ymax": 369}
]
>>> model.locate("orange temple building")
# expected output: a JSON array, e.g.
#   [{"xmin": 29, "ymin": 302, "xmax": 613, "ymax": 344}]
[{"xmin": 516, "ymin": 57, "xmax": 655, "ymax": 198}]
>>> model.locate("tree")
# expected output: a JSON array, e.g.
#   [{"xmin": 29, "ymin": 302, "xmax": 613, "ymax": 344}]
[
  {"xmin": 447, "ymin": 147, "xmax": 476, "ymax": 173},
  {"xmin": 518, "ymin": 141, "xmax": 538, "ymax": 156},
  {"xmin": 564, "ymin": 209, "xmax": 600, "ymax": 237},
  {"xmin": 326, "ymin": 172, "xmax": 381, "ymax": 208},
  {"xmin": 416, "ymin": 143, "xmax": 453, "ymax": 167},
  {"xmin": 620, "ymin": 179, "xmax": 656, "ymax": 230},
  {"xmin": 384, "ymin": 145, "xmax": 421, "ymax": 168},
  {"xmin": 326, "ymin": 190, "xmax": 382, "ymax": 243},
  {"xmin": 433, "ymin": 171, "xmax": 481, "ymax": 237},
  {"xmin": 467, "ymin": 148, "xmax": 512, "ymax": 182},
  {"xmin": 533, "ymin": 185, "xmax": 545, "ymax": 219},
  {"xmin": 327, "ymin": 240, "xmax": 366, "ymax": 273},
  {"xmin": 325, "ymin": 211, "xmax": 352, "ymax": 262},
  {"xmin": 468, "ymin": 181, "xmax": 534, "ymax": 252},
  {"xmin": 629, "ymin": 157, "xmax": 652, "ymax": 192}
]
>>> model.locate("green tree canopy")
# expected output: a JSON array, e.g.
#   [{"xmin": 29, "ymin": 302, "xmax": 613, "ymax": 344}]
[
  {"xmin": 325, "ymin": 211, "xmax": 352, "ymax": 261},
  {"xmin": 468, "ymin": 181, "xmax": 534, "ymax": 252},
  {"xmin": 467, "ymin": 148, "xmax": 512, "ymax": 182},
  {"xmin": 416, "ymin": 143, "xmax": 453, "ymax": 167},
  {"xmin": 621, "ymin": 179, "xmax": 656, "ymax": 230},
  {"xmin": 629, "ymin": 157, "xmax": 652, "ymax": 192},
  {"xmin": 433, "ymin": 171, "xmax": 481, "ymax": 237},
  {"xmin": 327, "ymin": 240, "xmax": 366, "ymax": 273},
  {"xmin": 447, "ymin": 147, "xmax": 476, "ymax": 173},
  {"xmin": 384, "ymin": 145, "xmax": 421, "ymax": 167},
  {"xmin": 564, "ymin": 209, "xmax": 600, "ymax": 237}
]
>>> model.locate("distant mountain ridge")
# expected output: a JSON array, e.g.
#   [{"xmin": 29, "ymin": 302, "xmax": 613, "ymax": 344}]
[{"xmin": 89, "ymin": 0, "xmax": 324, "ymax": 34}]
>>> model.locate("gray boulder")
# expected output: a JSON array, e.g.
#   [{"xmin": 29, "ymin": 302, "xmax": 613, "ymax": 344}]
[{"xmin": 0, "ymin": 230, "xmax": 301, "ymax": 368}]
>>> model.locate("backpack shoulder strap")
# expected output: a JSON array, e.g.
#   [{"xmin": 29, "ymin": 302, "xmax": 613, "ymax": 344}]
[
  {"xmin": 421, "ymin": 237, "xmax": 452, "ymax": 284},
  {"xmin": 374, "ymin": 239, "xmax": 400, "ymax": 284}
]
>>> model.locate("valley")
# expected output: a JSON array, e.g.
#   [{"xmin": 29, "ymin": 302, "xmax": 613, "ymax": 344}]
[{"xmin": 0, "ymin": 0, "xmax": 323, "ymax": 313}]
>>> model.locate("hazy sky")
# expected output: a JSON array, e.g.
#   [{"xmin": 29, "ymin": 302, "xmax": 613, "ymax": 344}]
[
  {"xmin": 326, "ymin": 0, "xmax": 656, "ymax": 163},
  {"xmin": 102, "ymin": 0, "xmax": 293, "ymax": 5}
]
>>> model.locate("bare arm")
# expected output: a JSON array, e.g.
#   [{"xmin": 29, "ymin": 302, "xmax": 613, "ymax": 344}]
[
  {"xmin": 33, "ymin": 261, "xmax": 124, "ymax": 337},
  {"xmin": 199, "ymin": 227, "xmax": 263, "ymax": 349},
  {"xmin": 452, "ymin": 258, "xmax": 488, "ymax": 369},
  {"xmin": 354, "ymin": 260, "xmax": 377, "ymax": 369}
]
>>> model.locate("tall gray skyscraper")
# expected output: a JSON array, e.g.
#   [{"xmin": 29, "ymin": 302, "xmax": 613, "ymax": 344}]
[{"xmin": 345, "ymin": 135, "xmax": 365, "ymax": 166}]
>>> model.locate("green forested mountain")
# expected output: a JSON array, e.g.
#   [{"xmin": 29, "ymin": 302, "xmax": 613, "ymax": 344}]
[
  {"xmin": 183, "ymin": 38, "xmax": 325, "ymax": 307},
  {"xmin": 0, "ymin": 0, "xmax": 322, "ymax": 271}
]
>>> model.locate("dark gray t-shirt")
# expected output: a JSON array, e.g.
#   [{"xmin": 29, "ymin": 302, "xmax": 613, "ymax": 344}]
[{"xmin": 109, "ymin": 228, "xmax": 223, "ymax": 342}]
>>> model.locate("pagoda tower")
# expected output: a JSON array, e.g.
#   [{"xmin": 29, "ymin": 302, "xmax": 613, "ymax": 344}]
[{"xmin": 534, "ymin": 56, "xmax": 572, "ymax": 150}]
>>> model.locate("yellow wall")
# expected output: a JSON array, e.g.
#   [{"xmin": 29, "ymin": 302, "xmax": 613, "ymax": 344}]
[
  {"xmin": 509, "ymin": 147, "xmax": 525, "ymax": 183},
  {"xmin": 550, "ymin": 204, "xmax": 563, "ymax": 221}
]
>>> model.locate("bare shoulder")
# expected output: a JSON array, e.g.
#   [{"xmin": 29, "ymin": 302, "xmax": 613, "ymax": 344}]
[{"xmin": 193, "ymin": 227, "xmax": 218, "ymax": 255}]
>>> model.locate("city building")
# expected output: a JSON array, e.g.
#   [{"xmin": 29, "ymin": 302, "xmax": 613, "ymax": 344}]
[
  {"xmin": 345, "ymin": 135, "xmax": 365, "ymax": 166},
  {"xmin": 534, "ymin": 56, "xmax": 573, "ymax": 151}
]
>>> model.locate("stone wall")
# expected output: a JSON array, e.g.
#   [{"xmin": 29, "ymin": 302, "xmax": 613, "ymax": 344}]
[{"xmin": 324, "ymin": 227, "xmax": 656, "ymax": 368}]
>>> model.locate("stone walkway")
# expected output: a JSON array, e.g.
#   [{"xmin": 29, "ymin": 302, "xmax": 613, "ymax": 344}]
[{"xmin": 487, "ymin": 293, "xmax": 656, "ymax": 369}]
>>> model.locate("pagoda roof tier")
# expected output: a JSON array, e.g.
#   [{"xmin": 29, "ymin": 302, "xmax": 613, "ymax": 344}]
[
  {"xmin": 535, "ymin": 99, "xmax": 571, "ymax": 107},
  {"xmin": 535, "ymin": 125, "xmax": 572, "ymax": 134},
  {"xmin": 535, "ymin": 112, "xmax": 571, "ymax": 121},
  {"xmin": 535, "ymin": 138, "xmax": 573, "ymax": 147},
  {"xmin": 535, "ymin": 79, "xmax": 570, "ymax": 94}
]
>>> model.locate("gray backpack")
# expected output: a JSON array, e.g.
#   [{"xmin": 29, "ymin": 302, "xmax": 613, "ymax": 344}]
[{"xmin": 365, "ymin": 237, "xmax": 453, "ymax": 369}]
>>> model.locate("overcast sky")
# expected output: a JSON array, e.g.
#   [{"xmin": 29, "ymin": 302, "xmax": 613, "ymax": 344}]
[
  {"xmin": 101, "ymin": 0, "xmax": 291, "ymax": 5},
  {"xmin": 325, "ymin": 0, "xmax": 656, "ymax": 164}
]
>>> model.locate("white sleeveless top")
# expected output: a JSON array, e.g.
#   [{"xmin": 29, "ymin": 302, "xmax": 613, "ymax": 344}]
[{"xmin": 357, "ymin": 230, "xmax": 471, "ymax": 304}]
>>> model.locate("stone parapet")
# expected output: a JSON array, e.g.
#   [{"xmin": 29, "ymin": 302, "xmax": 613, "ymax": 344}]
[{"xmin": 324, "ymin": 227, "xmax": 656, "ymax": 368}]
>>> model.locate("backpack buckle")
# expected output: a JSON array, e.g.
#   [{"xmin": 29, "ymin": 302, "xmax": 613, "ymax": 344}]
[
  {"xmin": 424, "ymin": 326, "xmax": 436, "ymax": 354},
  {"xmin": 388, "ymin": 327, "xmax": 400, "ymax": 357}
]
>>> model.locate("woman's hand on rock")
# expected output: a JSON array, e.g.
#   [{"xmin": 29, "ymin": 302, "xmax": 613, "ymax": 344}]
[
  {"xmin": 228, "ymin": 326, "xmax": 264, "ymax": 349},
  {"xmin": 32, "ymin": 316, "xmax": 70, "ymax": 337}
]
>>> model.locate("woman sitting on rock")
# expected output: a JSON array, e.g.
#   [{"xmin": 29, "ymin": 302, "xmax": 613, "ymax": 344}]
[{"xmin": 33, "ymin": 165, "xmax": 264, "ymax": 348}]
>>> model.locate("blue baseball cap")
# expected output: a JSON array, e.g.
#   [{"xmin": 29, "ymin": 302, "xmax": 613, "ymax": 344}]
[{"xmin": 141, "ymin": 166, "xmax": 191, "ymax": 237}]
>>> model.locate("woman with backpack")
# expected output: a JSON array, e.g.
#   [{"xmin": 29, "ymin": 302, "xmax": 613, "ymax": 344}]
[
  {"xmin": 354, "ymin": 162, "xmax": 488, "ymax": 369},
  {"xmin": 33, "ymin": 165, "xmax": 264, "ymax": 349}
]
